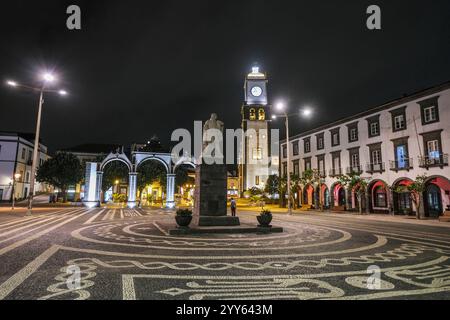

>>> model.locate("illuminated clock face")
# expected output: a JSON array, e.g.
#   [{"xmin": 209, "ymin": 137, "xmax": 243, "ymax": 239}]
[{"xmin": 251, "ymin": 86, "xmax": 262, "ymax": 97}]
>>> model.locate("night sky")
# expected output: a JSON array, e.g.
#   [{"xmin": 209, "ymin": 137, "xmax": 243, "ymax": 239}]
[{"xmin": 0, "ymin": 0, "xmax": 449, "ymax": 153}]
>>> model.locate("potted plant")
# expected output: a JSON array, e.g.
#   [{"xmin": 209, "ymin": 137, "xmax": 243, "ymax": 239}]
[
  {"xmin": 175, "ymin": 209, "xmax": 193, "ymax": 228},
  {"xmin": 257, "ymin": 209, "xmax": 273, "ymax": 228}
]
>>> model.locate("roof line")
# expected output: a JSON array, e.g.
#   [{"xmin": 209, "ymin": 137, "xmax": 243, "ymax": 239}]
[{"xmin": 281, "ymin": 80, "xmax": 450, "ymax": 144}]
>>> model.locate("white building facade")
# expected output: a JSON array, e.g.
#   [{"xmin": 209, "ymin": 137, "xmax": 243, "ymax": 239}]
[
  {"xmin": 280, "ymin": 82, "xmax": 450, "ymax": 218},
  {"xmin": 0, "ymin": 132, "xmax": 51, "ymax": 202}
]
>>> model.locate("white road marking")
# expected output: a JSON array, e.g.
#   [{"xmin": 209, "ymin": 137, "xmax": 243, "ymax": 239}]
[
  {"xmin": 120, "ymin": 210, "xmax": 124, "ymax": 219},
  {"xmin": 0, "ymin": 208, "xmax": 69, "ymax": 230},
  {"xmin": 84, "ymin": 209, "xmax": 106, "ymax": 225},
  {"xmin": 153, "ymin": 221, "xmax": 169, "ymax": 236},
  {"xmin": 0, "ymin": 245, "xmax": 61, "ymax": 300},
  {"xmin": 0, "ymin": 209, "xmax": 90, "ymax": 257},
  {"xmin": 102, "ymin": 210, "xmax": 112, "ymax": 221},
  {"xmin": 283, "ymin": 216, "xmax": 450, "ymax": 248},
  {"xmin": 0, "ymin": 215, "xmax": 68, "ymax": 237},
  {"xmin": 122, "ymin": 275, "xmax": 137, "ymax": 300},
  {"xmin": 0, "ymin": 209, "xmax": 84, "ymax": 245}
]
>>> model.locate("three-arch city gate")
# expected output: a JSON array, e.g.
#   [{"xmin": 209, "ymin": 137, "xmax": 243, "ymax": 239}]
[{"xmin": 83, "ymin": 150, "xmax": 195, "ymax": 209}]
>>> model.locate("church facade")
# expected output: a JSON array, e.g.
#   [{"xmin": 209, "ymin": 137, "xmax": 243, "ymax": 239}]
[{"xmin": 239, "ymin": 67, "xmax": 279, "ymax": 193}]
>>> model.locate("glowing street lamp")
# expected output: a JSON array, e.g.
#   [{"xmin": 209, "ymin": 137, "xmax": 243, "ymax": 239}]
[
  {"xmin": 302, "ymin": 107, "xmax": 313, "ymax": 117},
  {"xmin": 272, "ymin": 101, "xmax": 314, "ymax": 215},
  {"xmin": 42, "ymin": 73, "xmax": 56, "ymax": 83},
  {"xmin": 5, "ymin": 71, "xmax": 68, "ymax": 215},
  {"xmin": 6, "ymin": 80, "xmax": 17, "ymax": 87}
]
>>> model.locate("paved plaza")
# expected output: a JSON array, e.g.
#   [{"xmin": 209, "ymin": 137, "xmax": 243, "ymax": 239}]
[{"xmin": 0, "ymin": 208, "xmax": 449, "ymax": 300}]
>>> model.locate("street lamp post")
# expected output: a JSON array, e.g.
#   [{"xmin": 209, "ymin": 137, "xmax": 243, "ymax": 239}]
[
  {"xmin": 273, "ymin": 103, "xmax": 313, "ymax": 215},
  {"xmin": 6, "ymin": 73, "xmax": 68, "ymax": 215}
]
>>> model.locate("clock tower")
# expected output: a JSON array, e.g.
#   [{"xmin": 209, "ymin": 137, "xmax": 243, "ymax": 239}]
[{"xmin": 239, "ymin": 66, "xmax": 278, "ymax": 193}]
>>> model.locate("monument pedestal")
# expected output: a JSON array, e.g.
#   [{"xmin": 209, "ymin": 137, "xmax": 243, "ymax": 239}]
[{"xmin": 194, "ymin": 163, "xmax": 240, "ymax": 227}]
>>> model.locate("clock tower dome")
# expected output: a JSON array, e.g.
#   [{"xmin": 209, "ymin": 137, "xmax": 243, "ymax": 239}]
[{"xmin": 239, "ymin": 66, "xmax": 278, "ymax": 193}]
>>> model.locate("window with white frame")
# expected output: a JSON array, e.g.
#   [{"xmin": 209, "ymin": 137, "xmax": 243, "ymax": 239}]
[
  {"xmin": 21, "ymin": 148, "xmax": 26, "ymax": 160},
  {"xmin": 305, "ymin": 140, "xmax": 311, "ymax": 153},
  {"xmin": 351, "ymin": 153, "xmax": 359, "ymax": 168},
  {"xmin": 292, "ymin": 141, "xmax": 299, "ymax": 156},
  {"xmin": 293, "ymin": 160, "xmax": 299, "ymax": 175},
  {"xmin": 305, "ymin": 159, "xmax": 311, "ymax": 171},
  {"xmin": 318, "ymin": 137, "xmax": 324, "ymax": 149},
  {"xmin": 424, "ymin": 106, "xmax": 437, "ymax": 123},
  {"xmin": 318, "ymin": 159, "xmax": 325, "ymax": 174},
  {"xmin": 371, "ymin": 150, "xmax": 382, "ymax": 164},
  {"xmin": 370, "ymin": 122, "xmax": 379, "ymax": 136},
  {"xmin": 427, "ymin": 140, "xmax": 440, "ymax": 159},
  {"xmin": 350, "ymin": 128, "xmax": 358, "ymax": 141},
  {"xmin": 394, "ymin": 115, "xmax": 405, "ymax": 130},
  {"xmin": 332, "ymin": 133, "xmax": 339, "ymax": 146}
]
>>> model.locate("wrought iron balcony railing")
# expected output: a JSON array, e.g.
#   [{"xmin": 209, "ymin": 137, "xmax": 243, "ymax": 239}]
[
  {"xmin": 389, "ymin": 158, "xmax": 413, "ymax": 171},
  {"xmin": 418, "ymin": 154, "xmax": 449, "ymax": 168},
  {"xmin": 329, "ymin": 168, "xmax": 342, "ymax": 177},
  {"xmin": 365, "ymin": 162, "xmax": 385, "ymax": 174},
  {"xmin": 346, "ymin": 165, "xmax": 363, "ymax": 175}
]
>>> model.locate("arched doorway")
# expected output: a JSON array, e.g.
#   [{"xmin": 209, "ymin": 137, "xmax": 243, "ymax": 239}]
[
  {"xmin": 101, "ymin": 160, "xmax": 130, "ymax": 204},
  {"xmin": 424, "ymin": 184, "xmax": 442, "ymax": 218},
  {"xmin": 423, "ymin": 176, "xmax": 450, "ymax": 218},
  {"xmin": 321, "ymin": 184, "xmax": 330, "ymax": 209},
  {"xmin": 136, "ymin": 159, "xmax": 169, "ymax": 207},
  {"xmin": 392, "ymin": 178, "xmax": 413, "ymax": 215},
  {"xmin": 173, "ymin": 163, "xmax": 196, "ymax": 207},
  {"xmin": 368, "ymin": 180, "xmax": 389, "ymax": 214},
  {"xmin": 331, "ymin": 182, "xmax": 346, "ymax": 209},
  {"xmin": 303, "ymin": 184, "xmax": 314, "ymax": 208}
]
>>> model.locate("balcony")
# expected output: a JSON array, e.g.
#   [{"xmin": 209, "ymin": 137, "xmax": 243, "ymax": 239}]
[
  {"xmin": 365, "ymin": 162, "xmax": 385, "ymax": 174},
  {"xmin": 346, "ymin": 165, "xmax": 363, "ymax": 175},
  {"xmin": 418, "ymin": 154, "xmax": 449, "ymax": 168},
  {"xmin": 389, "ymin": 158, "xmax": 413, "ymax": 172},
  {"xmin": 329, "ymin": 168, "xmax": 342, "ymax": 177},
  {"xmin": 301, "ymin": 169, "xmax": 326, "ymax": 179}
]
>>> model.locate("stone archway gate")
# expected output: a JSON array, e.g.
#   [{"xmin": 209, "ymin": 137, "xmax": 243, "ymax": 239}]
[{"xmin": 83, "ymin": 150, "xmax": 196, "ymax": 208}]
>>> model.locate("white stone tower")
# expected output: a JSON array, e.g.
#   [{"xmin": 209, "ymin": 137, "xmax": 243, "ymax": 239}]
[{"xmin": 239, "ymin": 66, "xmax": 278, "ymax": 193}]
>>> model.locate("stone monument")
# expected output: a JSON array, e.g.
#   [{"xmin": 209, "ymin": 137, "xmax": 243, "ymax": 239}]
[{"xmin": 194, "ymin": 113, "xmax": 240, "ymax": 227}]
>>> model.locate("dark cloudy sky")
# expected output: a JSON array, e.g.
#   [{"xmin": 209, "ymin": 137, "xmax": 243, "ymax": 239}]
[{"xmin": 0, "ymin": 0, "xmax": 449, "ymax": 152}]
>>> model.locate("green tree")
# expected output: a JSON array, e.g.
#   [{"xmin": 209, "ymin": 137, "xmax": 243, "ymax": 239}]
[
  {"xmin": 175, "ymin": 166, "xmax": 193, "ymax": 189},
  {"xmin": 136, "ymin": 161, "xmax": 167, "ymax": 202},
  {"xmin": 397, "ymin": 174, "xmax": 427, "ymax": 220},
  {"xmin": 264, "ymin": 174, "xmax": 279, "ymax": 198},
  {"xmin": 36, "ymin": 152, "xmax": 83, "ymax": 202},
  {"xmin": 102, "ymin": 161, "xmax": 129, "ymax": 194},
  {"xmin": 301, "ymin": 169, "xmax": 325, "ymax": 211},
  {"xmin": 336, "ymin": 172, "xmax": 371, "ymax": 214},
  {"xmin": 276, "ymin": 173, "xmax": 301, "ymax": 209},
  {"xmin": 289, "ymin": 173, "xmax": 302, "ymax": 209}
]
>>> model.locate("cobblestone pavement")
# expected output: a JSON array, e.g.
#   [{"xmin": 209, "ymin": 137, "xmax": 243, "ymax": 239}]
[{"xmin": 0, "ymin": 207, "xmax": 449, "ymax": 300}]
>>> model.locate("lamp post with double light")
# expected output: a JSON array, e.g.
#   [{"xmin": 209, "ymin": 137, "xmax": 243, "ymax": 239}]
[
  {"xmin": 6, "ymin": 73, "xmax": 68, "ymax": 215},
  {"xmin": 272, "ymin": 102, "xmax": 313, "ymax": 215}
]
